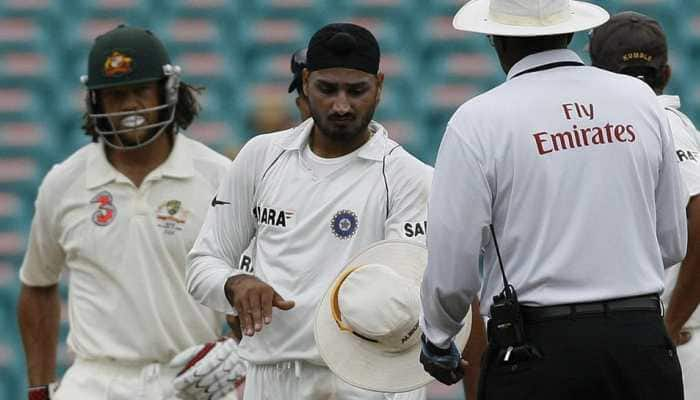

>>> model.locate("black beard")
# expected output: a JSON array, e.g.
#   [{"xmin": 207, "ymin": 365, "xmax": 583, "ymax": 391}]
[{"xmin": 310, "ymin": 105, "xmax": 376, "ymax": 143}]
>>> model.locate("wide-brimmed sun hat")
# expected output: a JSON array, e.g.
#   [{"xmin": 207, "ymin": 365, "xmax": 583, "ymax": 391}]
[
  {"xmin": 453, "ymin": 0, "xmax": 610, "ymax": 37},
  {"xmin": 314, "ymin": 240, "xmax": 472, "ymax": 393}
]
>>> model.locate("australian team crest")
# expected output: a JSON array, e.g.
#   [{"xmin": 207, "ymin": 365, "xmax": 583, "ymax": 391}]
[
  {"xmin": 90, "ymin": 191, "xmax": 116, "ymax": 226},
  {"xmin": 331, "ymin": 210, "xmax": 358, "ymax": 240},
  {"xmin": 104, "ymin": 51, "xmax": 133, "ymax": 77},
  {"xmin": 156, "ymin": 200, "xmax": 190, "ymax": 234}
]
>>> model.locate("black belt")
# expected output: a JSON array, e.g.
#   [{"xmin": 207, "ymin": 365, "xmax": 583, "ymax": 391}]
[{"xmin": 521, "ymin": 294, "xmax": 661, "ymax": 322}]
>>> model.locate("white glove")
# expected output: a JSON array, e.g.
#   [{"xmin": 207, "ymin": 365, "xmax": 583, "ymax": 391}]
[{"xmin": 169, "ymin": 338, "xmax": 247, "ymax": 400}]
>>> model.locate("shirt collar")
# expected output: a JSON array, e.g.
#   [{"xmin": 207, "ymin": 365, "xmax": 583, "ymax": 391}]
[
  {"xmin": 278, "ymin": 118, "xmax": 389, "ymax": 162},
  {"xmin": 506, "ymin": 49, "xmax": 584, "ymax": 81},
  {"xmin": 658, "ymin": 94, "xmax": 681, "ymax": 110},
  {"xmin": 85, "ymin": 134, "xmax": 194, "ymax": 190}
]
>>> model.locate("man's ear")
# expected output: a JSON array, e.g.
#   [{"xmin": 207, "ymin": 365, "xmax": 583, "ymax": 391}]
[
  {"xmin": 660, "ymin": 64, "xmax": 672, "ymax": 92},
  {"xmin": 302, "ymin": 68, "xmax": 310, "ymax": 97},
  {"xmin": 375, "ymin": 72, "xmax": 384, "ymax": 103}
]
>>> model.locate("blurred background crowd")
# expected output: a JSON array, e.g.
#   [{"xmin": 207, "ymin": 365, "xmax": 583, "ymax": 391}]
[{"xmin": 0, "ymin": 0, "xmax": 698, "ymax": 398}]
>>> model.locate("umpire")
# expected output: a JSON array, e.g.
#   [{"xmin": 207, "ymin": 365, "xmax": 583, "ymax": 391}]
[{"xmin": 419, "ymin": 1, "xmax": 688, "ymax": 399}]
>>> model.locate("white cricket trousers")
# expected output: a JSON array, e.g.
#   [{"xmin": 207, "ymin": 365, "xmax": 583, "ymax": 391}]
[
  {"xmin": 242, "ymin": 360, "xmax": 426, "ymax": 400},
  {"xmin": 54, "ymin": 358, "xmax": 239, "ymax": 400},
  {"xmin": 678, "ymin": 327, "xmax": 700, "ymax": 400}
]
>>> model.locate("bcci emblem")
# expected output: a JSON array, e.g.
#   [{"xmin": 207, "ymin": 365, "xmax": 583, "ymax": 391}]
[{"xmin": 331, "ymin": 210, "xmax": 358, "ymax": 240}]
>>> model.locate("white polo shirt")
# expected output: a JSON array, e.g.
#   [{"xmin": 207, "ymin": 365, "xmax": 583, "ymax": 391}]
[
  {"xmin": 187, "ymin": 119, "xmax": 432, "ymax": 364},
  {"xmin": 421, "ymin": 49, "xmax": 688, "ymax": 347},
  {"xmin": 659, "ymin": 95, "xmax": 700, "ymax": 329},
  {"xmin": 19, "ymin": 134, "xmax": 231, "ymax": 363}
]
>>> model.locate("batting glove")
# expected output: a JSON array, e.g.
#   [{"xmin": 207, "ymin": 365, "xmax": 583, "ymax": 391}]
[
  {"xmin": 419, "ymin": 334, "xmax": 464, "ymax": 385},
  {"xmin": 28, "ymin": 383, "xmax": 58, "ymax": 400},
  {"xmin": 169, "ymin": 338, "xmax": 247, "ymax": 400}
]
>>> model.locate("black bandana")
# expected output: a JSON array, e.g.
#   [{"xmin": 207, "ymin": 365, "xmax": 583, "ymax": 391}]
[{"xmin": 306, "ymin": 23, "xmax": 380, "ymax": 75}]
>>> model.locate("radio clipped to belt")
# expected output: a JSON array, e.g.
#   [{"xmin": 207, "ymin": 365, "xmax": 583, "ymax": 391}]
[{"xmin": 488, "ymin": 224, "xmax": 542, "ymax": 364}]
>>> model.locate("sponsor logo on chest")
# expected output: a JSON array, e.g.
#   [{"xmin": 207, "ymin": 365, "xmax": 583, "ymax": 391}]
[
  {"xmin": 90, "ymin": 191, "xmax": 117, "ymax": 226},
  {"xmin": 253, "ymin": 205, "xmax": 295, "ymax": 228}
]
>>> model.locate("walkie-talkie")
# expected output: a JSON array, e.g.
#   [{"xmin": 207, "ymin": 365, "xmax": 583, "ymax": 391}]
[{"xmin": 488, "ymin": 224, "xmax": 526, "ymax": 348}]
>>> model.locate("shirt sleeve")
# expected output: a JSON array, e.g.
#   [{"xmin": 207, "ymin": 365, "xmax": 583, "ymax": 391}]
[
  {"xmin": 420, "ymin": 122, "xmax": 489, "ymax": 348},
  {"xmin": 667, "ymin": 110, "xmax": 700, "ymax": 198},
  {"xmin": 656, "ymin": 107, "xmax": 689, "ymax": 268},
  {"xmin": 384, "ymin": 152, "xmax": 432, "ymax": 244},
  {"xmin": 19, "ymin": 170, "xmax": 66, "ymax": 286},
  {"xmin": 186, "ymin": 141, "xmax": 260, "ymax": 314}
]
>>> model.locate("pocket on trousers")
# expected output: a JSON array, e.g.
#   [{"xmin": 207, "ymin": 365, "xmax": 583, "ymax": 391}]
[{"xmin": 481, "ymin": 350, "xmax": 540, "ymax": 400}]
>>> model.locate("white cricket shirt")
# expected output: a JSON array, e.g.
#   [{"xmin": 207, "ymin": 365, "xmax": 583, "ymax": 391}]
[
  {"xmin": 19, "ymin": 134, "xmax": 231, "ymax": 363},
  {"xmin": 421, "ymin": 49, "xmax": 688, "ymax": 347},
  {"xmin": 659, "ymin": 95, "xmax": 700, "ymax": 329},
  {"xmin": 187, "ymin": 119, "xmax": 432, "ymax": 364}
]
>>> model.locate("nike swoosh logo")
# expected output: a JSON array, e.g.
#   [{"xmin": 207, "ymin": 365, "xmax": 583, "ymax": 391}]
[{"xmin": 211, "ymin": 195, "xmax": 231, "ymax": 207}]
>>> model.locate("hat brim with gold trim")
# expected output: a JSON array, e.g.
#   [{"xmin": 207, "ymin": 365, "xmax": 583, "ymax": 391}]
[
  {"xmin": 314, "ymin": 240, "xmax": 472, "ymax": 393},
  {"xmin": 453, "ymin": 0, "xmax": 609, "ymax": 37}
]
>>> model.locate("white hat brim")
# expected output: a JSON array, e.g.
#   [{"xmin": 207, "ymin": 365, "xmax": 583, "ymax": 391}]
[
  {"xmin": 314, "ymin": 240, "xmax": 472, "ymax": 393},
  {"xmin": 453, "ymin": 0, "xmax": 610, "ymax": 37}
]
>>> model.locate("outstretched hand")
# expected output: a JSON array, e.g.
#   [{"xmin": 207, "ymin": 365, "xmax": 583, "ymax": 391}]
[{"xmin": 225, "ymin": 275, "xmax": 295, "ymax": 337}]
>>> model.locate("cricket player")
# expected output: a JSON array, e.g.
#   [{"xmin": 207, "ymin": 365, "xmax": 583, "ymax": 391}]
[
  {"xmin": 419, "ymin": 1, "xmax": 687, "ymax": 399},
  {"xmin": 17, "ymin": 26, "xmax": 244, "ymax": 400},
  {"xmin": 288, "ymin": 48, "xmax": 311, "ymax": 121},
  {"xmin": 590, "ymin": 12, "xmax": 700, "ymax": 399},
  {"xmin": 187, "ymin": 23, "xmax": 430, "ymax": 399}
]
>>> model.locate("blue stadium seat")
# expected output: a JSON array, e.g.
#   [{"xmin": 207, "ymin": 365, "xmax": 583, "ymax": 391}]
[
  {"xmin": 334, "ymin": 0, "xmax": 417, "ymax": 21},
  {"xmin": 248, "ymin": 0, "xmax": 324, "ymax": 19},
  {"xmin": 249, "ymin": 50, "xmax": 297, "ymax": 84},
  {"xmin": 0, "ymin": 157, "xmax": 43, "ymax": 201},
  {"xmin": 381, "ymin": 116, "xmax": 429, "ymax": 162},
  {"xmin": 157, "ymin": 16, "xmax": 229, "ymax": 51},
  {"xmin": 0, "ymin": 120, "xmax": 58, "ymax": 162},
  {"xmin": 239, "ymin": 16, "xmax": 315, "ymax": 56},
  {"xmin": 0, "ymin": 339, "xmax": 23, "ymax": 400},
  {"xmin": 426, "ymin": 50, "xmax": 503, "ymax": 86},
  {"xmin": 0, "ymin": 16, "xmax": 52, "ymax": 53},
  {"xmin": 417, "ymin": 12, "xmax": 490, "ymax": 54},
  {"xmin": 0, "ymin": 84, "xmax": 47, "ymax": 122},
  {"xmin": 73, "ymin": 0, "xmax": 152, "ymax": 25},
  {"xmin": 0, "ymin": 192, "xmax": 27, "ymax": 233},
  {"xmin": 187, "ymin": 118, "xmax": 243, "ymax": 156},
  {"xmin": 332, "ymin": 15, "xmax": 408, "ymax": 52},
  {"xmin": 158, "ymin": 0, "xmax": 237, "ymax": 18},
  {"xmin": 426, "ymin": 0, "xmax": 465, "ymax": 14},
  {"xmin": 378, "ymin": 50, "xmax": 419, "ymax": 92}
]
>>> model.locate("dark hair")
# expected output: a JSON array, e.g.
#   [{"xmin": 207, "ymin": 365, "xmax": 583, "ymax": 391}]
[
  {"xmin": 496, "ymin": 33, "xmax": 572, "ymax": 54},
  {"xmin": 81, "ymin": 80, "xmax": 204, "ymax": 141}
]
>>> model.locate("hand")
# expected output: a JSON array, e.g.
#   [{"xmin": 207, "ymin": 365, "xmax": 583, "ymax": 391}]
[
  {"xmin": 419, "ymin": 334, "xmax": 467, "ymax": 385},
  {"xmin": 28, "ymin": 383, "xmax": 58, "ymax": 400},
  {"xmin": 670, "ymin": 329, "xmax": 692, "ymax": 346},
  {"xmin": 225, "ymin": 275, "xmax": 295, "ymax": 337},
  {"xmin": 169, "ymin": 338, "xmax": 247, "ymax": 400}
]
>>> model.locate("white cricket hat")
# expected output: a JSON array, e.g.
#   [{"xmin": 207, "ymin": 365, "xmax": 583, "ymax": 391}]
[
  {"xmin": 314, "ymin": 240, "xmax": 472, "ymax": 393},
  {"xmin": 453, "ymin": 0, "xmax": 610, "ymax": 37}
]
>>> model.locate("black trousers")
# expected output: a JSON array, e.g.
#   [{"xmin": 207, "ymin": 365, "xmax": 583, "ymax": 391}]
[{"xmin": 478, "ymin": 309, "xmax": 684, "ymax": 400}]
